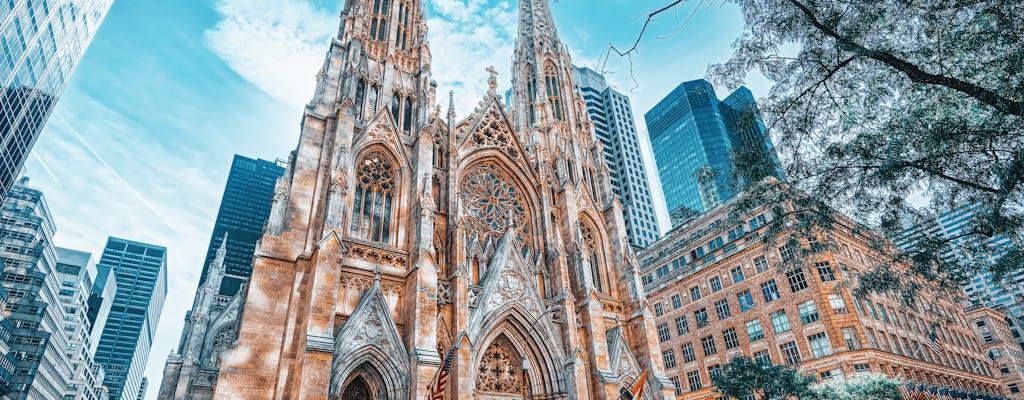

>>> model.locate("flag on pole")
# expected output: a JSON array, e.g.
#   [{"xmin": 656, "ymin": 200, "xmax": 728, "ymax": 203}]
[
  {"xmin": 622, "ymin": 370, "xmax": 648, "ymax": 400},
  {"xmin": 985, "ymin": 351, "xmax": 999, "ymax": 368},
  {"xmin": 426, "ymin": 343, "xmax": 458, "ymax": 400},
  {"xmin": 925, "ymin": 331, "xmax": 943, "ymax": 353}
]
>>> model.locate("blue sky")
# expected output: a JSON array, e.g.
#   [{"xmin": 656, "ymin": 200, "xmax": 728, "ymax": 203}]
[{"xmin": 24, "ymin": 0, "xmax": 768, "ymax": 397}]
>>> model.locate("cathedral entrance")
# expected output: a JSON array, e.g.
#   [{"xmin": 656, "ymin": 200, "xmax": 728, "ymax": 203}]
[
  {"xmin": 476, "ymin": 335, "xmax": 528, "ymax": 400},
  {"xmin": 341, "ymin": 376, "xmax": 372, "ymax": 400}
]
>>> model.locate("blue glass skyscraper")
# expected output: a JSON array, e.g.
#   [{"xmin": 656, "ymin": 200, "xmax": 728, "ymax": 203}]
[
  {"xmin": 0, "ymin": 0, "xmax": 113, "ymax": 203},
  {"xmin": 198, "ymin": 155, "xmax": 285, "ymax": 296},
  {"xmin": 94, "ymin": 237, "xmax": 167, "ymax": 400},
  {"xmin": 644, "ymin": 79, "xmax": 782, "ymax": 226}
]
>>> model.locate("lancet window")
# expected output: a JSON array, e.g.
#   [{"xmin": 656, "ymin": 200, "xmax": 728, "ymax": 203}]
[
  {"xmin": 403, "ymin": 97, "xmax": 414, "ymax": 133},
  {"xmin": 432, "ymin": 134, "xmax": 447, "ymax": 169},
  {"xmin": 581, "ymin": 220, "xmax": 609, "ymax": 295},
  {"xmin": 525, "ymin": 65, "xmax": 537, "ymax": 126},
  {"xmin": 369, "ymin": 0, "xmax": 391, "ymax": 42},
  {"xmin": 391, "ymin": 92, "xmax": 401, "ymax": 125},
  {"xmin": 351, "ymin": 150, "xmax": 396, "ymax": 243},
  {"xmin": 355, "ymin": 78, "xmax": 367, "ymax": 119},
  {"xmin": 395, "ymin": 1, "xmax": 412, "ymax": 50},
  {"xmin": 368, "ymin": 85, "xmax": 380, "ymax": 116},
  {"xmin": 544, "ymin": 62, "xmax": 563, "ymax": 121}
]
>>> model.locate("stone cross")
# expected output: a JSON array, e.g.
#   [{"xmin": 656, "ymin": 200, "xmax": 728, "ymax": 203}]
[{"xmin": 486, "ymin": 66, "xmax": 499, "ymax": 95}]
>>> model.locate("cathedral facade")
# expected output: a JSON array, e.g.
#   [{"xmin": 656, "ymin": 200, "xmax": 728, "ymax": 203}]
[{"xmin": 163, "ymin": 0, "xmax": 674, "ymax": 399}]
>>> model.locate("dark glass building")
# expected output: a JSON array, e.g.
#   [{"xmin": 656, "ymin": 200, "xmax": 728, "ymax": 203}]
[
  {"xmin": 0, "ymin": 0, "xmax": 113, "ymax": 203},
  {"xmin": 199, "ymin": 155, "xmax": 284, "ymax": 296},
  {"xmin": 573, "ymin": 66, "xmax": 660, "ymax": 247},
  {"xmin": 644, "ymin": 79, "xmax": 783, "ymax": 226},
  {"xmin": 197, "ymin": 155, "xmax": 284, "ymax": 296},
  {"xmin": 94, "ymin": 237, "xmax": 167, "ymax": 400}
]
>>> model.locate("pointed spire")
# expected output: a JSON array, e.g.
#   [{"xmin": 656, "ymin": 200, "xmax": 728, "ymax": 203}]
[{"xmin": 447, "ymin": 91, "xmax": 457, "ymax": 121}]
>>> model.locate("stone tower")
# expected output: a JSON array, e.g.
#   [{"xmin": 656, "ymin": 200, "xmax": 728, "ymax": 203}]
[{"xmin": 210, "ymin": 0, "xmax": 674, "ymax": 398}]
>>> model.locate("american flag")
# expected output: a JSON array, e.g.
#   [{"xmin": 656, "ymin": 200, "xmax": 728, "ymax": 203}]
[
  {"xmin": 925, "ymin": 331, "xmax": 943, "ymax": 353},
  {"xmin": 985, "ymin": 351, "xmax": 999, "ymax": 368},
  {"xmin": 426, "ymin": 343, "xmax": 458, "ymax": 400}
]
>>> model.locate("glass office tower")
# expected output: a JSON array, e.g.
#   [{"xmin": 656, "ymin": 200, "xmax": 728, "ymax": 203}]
[
  {"xmin": 644, "ymin": 79, "xmax": 783, "ymax": 226},
  {"xmin": 0, "ymin": 0, "xmax": 114, "ymax": 202},
  {"xmin": 573, "ymin": 66, "xmax": 660, "ymax": 247},
  {"xmin": 198, "ymin": 155, "xmax": 285, "ymax": 296},
  {"xmin": 94, "ymin": 237, "xmax": 167, "ymax": 400}
]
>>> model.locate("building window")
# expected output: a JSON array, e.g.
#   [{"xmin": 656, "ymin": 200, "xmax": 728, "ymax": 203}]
[
  {"xmin": 369, "ymin": 0, "xmax": 392, "ymax": 41},
  {"xmin": 737, "ymin": 291, "xmax": 755, "ymax": 312},
  {"xmin": 690, "ymin": 286, "xmax": 702, "ymax": 300},
  {"xmin": 1010, "ymin": 384, "xmax": 1020, "ymax": 394},
  {"xmin": 676, "ymin": 316, "xmax": 689, "ymax": 335},
  {"xmin": 771, "ymin": 310, "xmax": 791, "ymax": 333},
  {"xmin": 544, "ymin": 63, "xmax": 564, "ymax": 121},
  {"xmin": 724, "ymin": 328, "xmax": 740, "ymax": 349},
  {"xmin": 670, "ymin": 376, "xmax": 683, "ymax": 395},
  {"xmin": 853, "ymin": 364, "xmax": 870, "ymax": 372},
  {"xmin": 681, "ymin": 343, "xmax": 696, "ymax": 362},
  {"xmin": 798, "ymin": 300, "xmax": 820, "ymax": 324},
  {"xmin": 820, "ymin": 368, "xmax": 842, "ymax": 380},
  {"xmin": 658, "ymin": 324, "xmax": 671, "ymax": 343},
  {"xmin": 753, "ymin": 349, "xmax": 772, "ymax": 365},
  {"xmin": 779, "ymin": 243, "xmax": 797, "ymax": 262},
  {"xmin": 715, "ymin": 299, "xmax": 732, "ymax": 320},
  {"xmin": 761, "ymin": 280, "xmax": 780, "ymax": 302},
  {"xmin": 731, "ymin": 266, "xmax": 745, "ymax": 283},
  {"xmin": 982, "ymin": 331, "xmax": 994, "ymax": 343},
  {"xmin": 663, "ymin": 349, "xmax": 677, "ymax": 368},
  {"xmin": 695, "ymin": 309, "xmax": 709, "ymax": 327},
  {"xmin": 710, "ymin": 276, "xmax": 723, "ymax": 292},
  {"xmin": 702, "ymin": 336, "xmax": 718, "ymax": 356},
  {"xmin": 746, "ymin": 319, "xmax": 765, "ymax": 342},
  {"xmin": 815, "ymin": 262, "xmax": 836, "ymax": 282},
  {"xmin": 754, "ymin": 255, "xmax": 771, "ymax": 273},
  {"xmin": 394, "ymin": 0, "xmax": 412, "ymax": 50},
  {"xmin": 779, "ymin": 341, "xmax": 802, "ymax": 365},
  {"xmin": 654, "ymin": 302, "xmax": 664, "ymax": 316},
  {"xmin": 808, "ymin": 332, "xmax": 834, "ymax": 358},
  {"xmin": 687, "ymin": 370, "xmax": 702, "ymax": 391},
  {"xmin": 787, "ymin": 268, "xmax": 808, "ymax": 292},
  {"xmin": 672, "ymin": 294, "xmax": 683, "ymax": 309},
  {"xmin": 828, "ymin": 294, "xmax": 849, "ymax": 314},
  {"xmin": 351, "ymin": 150, "xmax": 397, "ymax": 243},
  {"xmin": 836, "ymin": 327, "xmax": 861, "ymax": 351}
]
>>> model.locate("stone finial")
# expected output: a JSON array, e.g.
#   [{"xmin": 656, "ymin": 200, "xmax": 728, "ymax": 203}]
[{"xmin": 486, "ymin": 66, "xmax": 498, "ymax": 96}]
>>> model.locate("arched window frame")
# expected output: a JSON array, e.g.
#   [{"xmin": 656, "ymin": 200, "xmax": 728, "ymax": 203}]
[
  {"xmin": 368, "ymin": 84, "xmax": 380, "ymax": 116},
  {"xmin": 351, "ymin": 149, "xmax": 399, "ymax": 244},
  {"xmin": 543, "ymin": 62, "xmax": 563, "ymax": 121},
  {"xmin": 391, "ymin": 92, "xmax": 402, "ymax": 125},
  {"xmin": 370, "ymin": 0, "xmax": 391, "ymax": 42},
  {"xmin": 395, "ymin": 1, "xmax": 412, "ymax": 50},
  {"xmin": 580, "ymin": 217, "xmax": 611, "ymax": 295},
  {"xmin": 355, "ymin": 78, "xmax": 367, "ymax": 119},
  {"xmin": 525, "ymin": 65, "xmax": 537, "ymax": 126},
  {"xmin": 403, "ymin": 96, "xmax": 414, "ymax": 134}
]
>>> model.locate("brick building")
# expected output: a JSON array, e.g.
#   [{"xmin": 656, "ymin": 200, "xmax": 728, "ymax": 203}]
[
  {"xmin": 639, "ymin": 192, "xmax": 1016, "ymax": 399},
  {"xmin": 966, "ymin": 307, "xmax": 1024, "ymax": 396}
]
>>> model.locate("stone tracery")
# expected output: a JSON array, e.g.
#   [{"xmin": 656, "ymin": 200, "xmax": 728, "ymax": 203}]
[
  {"xmin": 476, "ymin": 335, "xmax": 524, "ymax": 394},
  {"xmin": 351, "ymin": 149, "xmax": 396, "ymax": 243},
  {"xmin": 460, "ymin": 164, "xmax": 533, "ymax": 255}
]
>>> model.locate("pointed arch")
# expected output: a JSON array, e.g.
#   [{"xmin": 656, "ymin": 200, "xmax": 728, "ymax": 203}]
[
  {"xmin": 543, "ymin": 61, "xmax": 563, "ymax": 121},
  {"xmin": 458, "ymin": 162, "xmax": 537, "ymax": 258},
  {"xmin": 355, "ymin": 78, "xmax": 367, "ymax": 119},
  {"xmin": 579, "ymin": 213, "xmax": 612, "ymax": 295},
  {"xmin": 472, "ymin": 308, "xmax": 566, "ymax": 398},
  {"xmin": 525, "ymin": 63, "xmax": 538, "ymax": 126},
  {"xmin": 369, "ymin": 0, "xmax": 391, "ymax": 42},
  {"xmin": 351, "ymin": 148, "xmax": 399, "ymax": 244}
]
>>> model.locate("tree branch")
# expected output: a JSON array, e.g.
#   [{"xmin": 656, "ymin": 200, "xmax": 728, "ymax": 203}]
[{"xmin": 785, "ymin": 0, "xmax": 1024, "ymax": 117}]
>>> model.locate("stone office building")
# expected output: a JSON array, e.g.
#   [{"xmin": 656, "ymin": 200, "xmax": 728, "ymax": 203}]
[{"xmin": 639, "ymin": 190, "xmax": 1016, "ymax": 399}]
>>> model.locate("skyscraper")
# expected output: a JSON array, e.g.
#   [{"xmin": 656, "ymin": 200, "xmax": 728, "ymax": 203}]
[
  {"xmin": 198, "ymin": 155, "xmax": 284, "ymax": 296},
  {"xmin": 0, "ymin": 179, "xmax": 73, "ymax": 399},
  {"xmin": 55, "ymin": 247, "xmax": 114, "ymax": 400},
  {"xmin": 0, "ymin": 0, "xmax": 114, "ymax": 203},
  {"xmin": 644, "ymin": 79, "xmax": 783, "ymax": 226},
  {"xmin": 573, "ymin": 65, "xmax": 660, "ymax": 247},
  {"xmin": 94, "ymin": 237, "xmax": 167, "ymax": 400}
]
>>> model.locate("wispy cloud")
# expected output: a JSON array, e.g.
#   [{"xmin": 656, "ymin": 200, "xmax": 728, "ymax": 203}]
[{"xmin": 204, "ymin": 0, "xmax": 340, "ymax": 107}]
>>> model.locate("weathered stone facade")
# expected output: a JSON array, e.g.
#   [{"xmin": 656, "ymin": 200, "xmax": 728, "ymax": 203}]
[
  {"xmin": 158, "ymin": 236, "xmax": 246, "ymax": 399},
  {"xmin": 199, "ymin": 1, "xmax": 674, "ymax": 399}
]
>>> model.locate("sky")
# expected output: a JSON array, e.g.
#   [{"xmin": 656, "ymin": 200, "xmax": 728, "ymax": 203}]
[{"xmin": 23, "ymin": 0, "xmax": 771, "ymax": 398}]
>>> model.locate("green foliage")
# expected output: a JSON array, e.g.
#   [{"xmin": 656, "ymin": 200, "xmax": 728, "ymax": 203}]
[
  {"xmin": 712, "ymin": 356, "xmax": 819, "ymax": 400},
  {"xmin": 700, "ymin": 0, "xmax": 1023, "ymax": 306},
  {"xmin": 811, "ymin": 373, "xmax": 902, "ymax": 400}
]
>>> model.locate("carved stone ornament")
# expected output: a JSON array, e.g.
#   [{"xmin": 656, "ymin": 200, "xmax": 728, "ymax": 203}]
[{"xmin": 476, "ymin": 336, "xmax": 524, "ymax": 394}]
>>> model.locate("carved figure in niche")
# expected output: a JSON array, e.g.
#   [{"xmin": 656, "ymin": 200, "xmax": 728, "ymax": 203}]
[
  {"xmin": 476, "ymin": 335, "xmax": 523, "ymax": 394},
  {"xmin": 459, "ymin": 164, "xmax": 533, "ymax": 255}
]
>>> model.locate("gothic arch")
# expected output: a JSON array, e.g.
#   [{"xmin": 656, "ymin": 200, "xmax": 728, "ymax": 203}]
[
  {"xmin": 579, "ymin": 213, "xmax": 613, "ymax": 296},
  {"xmin": 330, "ymin": 283, "xmax": 410, "ymax": 400},
  {"xmin": 472, "ymin": 310, "xmax": 566, "ymax": 398},
  {"xmin": 456, "ymin": 158, "xmax": 542, "ymax": 259},
  {"xmin": 349, "ymin": 147, "xmax": 403, "ymax": 245}
]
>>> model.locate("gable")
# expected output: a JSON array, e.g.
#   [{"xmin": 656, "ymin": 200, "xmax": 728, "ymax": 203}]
[{"xmin": 456, "ymin": 97, "xmax": 529, "ymax": 165}]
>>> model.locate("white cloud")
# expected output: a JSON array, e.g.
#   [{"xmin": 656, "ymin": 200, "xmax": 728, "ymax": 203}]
[{"xmin": 204, "ymin": 0, "xmax": 340, "ymax": 107}]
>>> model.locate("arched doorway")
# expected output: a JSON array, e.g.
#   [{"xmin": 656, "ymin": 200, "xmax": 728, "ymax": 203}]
[
  {"xmin": 476, "ymin": 335, "xmax": 527, "ymax": 400},
  {"xmin": 341, "ymin": 375, "xmax": 372, "ymax": 400}
]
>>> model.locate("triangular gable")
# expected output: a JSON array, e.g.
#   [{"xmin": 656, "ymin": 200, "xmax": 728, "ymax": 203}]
[
  {"xmin": 353, "ymin": 107, "xmax": 412, "ymax": 168},
  {"xmin": 456, "ymin": 96, "xmax": 530, "ymax": 165},
  {"xmin": 467, "ymin": 228, "xmax": 546, "ymax": 334},
  {"xmin": 333, "ymin": 281, "xmax": 409, "ymax": 367},
  {"xmin": 606, "ymin": 326, "xmax": 642, "ymax": 380}
]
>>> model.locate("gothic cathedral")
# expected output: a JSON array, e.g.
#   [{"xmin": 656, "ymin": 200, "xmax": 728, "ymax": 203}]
[{"xmin": 165, "ymin": 0, "xmax": 674, "ymax": 399}]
